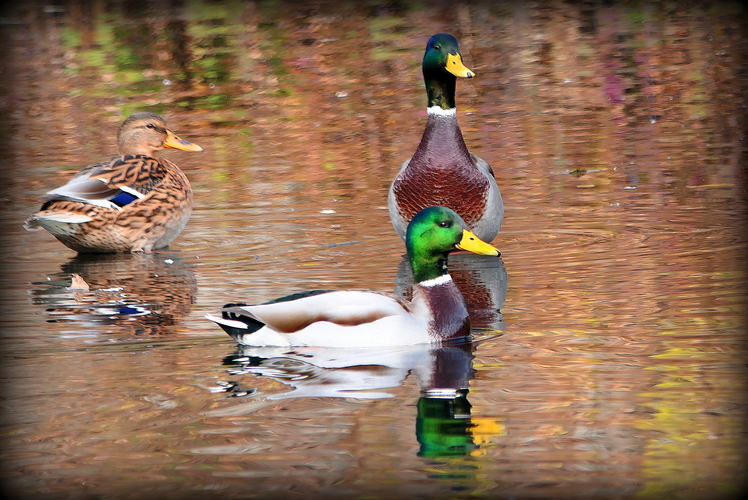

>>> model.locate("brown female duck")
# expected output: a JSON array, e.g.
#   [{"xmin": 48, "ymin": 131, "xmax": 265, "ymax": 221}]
[{"xmin": 25, "ymin": 112, "xmax": 202, "ymax": 253}]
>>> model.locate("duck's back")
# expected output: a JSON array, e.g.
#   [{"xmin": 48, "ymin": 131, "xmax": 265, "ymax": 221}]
[{"xmin": 27, "ymin": 155, "xmax": 193, "ymax": 253}]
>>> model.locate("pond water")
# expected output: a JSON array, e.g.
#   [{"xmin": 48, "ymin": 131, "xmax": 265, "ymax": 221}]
[{"xmin": 1, "ymin": 1, "xmax": 746, "ymax": 498}]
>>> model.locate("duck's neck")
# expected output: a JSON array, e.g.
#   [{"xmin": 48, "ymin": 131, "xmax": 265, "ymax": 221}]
[
  {"xmin": 413, "ymin": 274, "xmax": 471, "ymax": 340},
  {"xmin": 418, "ymin": 70, "xmax": 472, "ymax": 161},
  {"xmin": 416, "ymin": 273, "xmax": 453, "ymax": 288},
  {"xmin": 424, "ymin": 72, "xmax": 456, "ymax": 110},
  {"xmin": 411, "ymin": 107, "xmax": 471, "ymax": 166},
  {"xmin": 119, "ymin": 144, "xmax": 159, "ymax": 157},
  {"xmin": 411, "ymin": 255, "xmax": 449, "ymax": 285}
]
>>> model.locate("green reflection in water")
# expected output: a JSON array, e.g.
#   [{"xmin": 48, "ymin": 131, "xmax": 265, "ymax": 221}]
[{"xmin": 417, "ymin": 395, "xmax": 477, "ymax": 457}]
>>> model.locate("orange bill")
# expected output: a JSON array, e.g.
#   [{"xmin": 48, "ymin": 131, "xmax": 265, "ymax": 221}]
[
  {"xmin": 163, "ymin": 130, "xmax": 203, "ymax": 152},
  {"xmin": 456, "ymin": 229, "xmax": 500, "ymax": 256}
]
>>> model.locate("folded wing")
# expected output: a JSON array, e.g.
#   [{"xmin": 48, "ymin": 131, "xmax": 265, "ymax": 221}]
[{"xmin": 41, "ymin": 155, "xmax": 169, "ymax": 210}]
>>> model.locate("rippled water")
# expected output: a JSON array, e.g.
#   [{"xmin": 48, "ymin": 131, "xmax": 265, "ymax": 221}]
[{"xmin": 1, "ymin": 1, "xmax": 746, "ymax": 498}]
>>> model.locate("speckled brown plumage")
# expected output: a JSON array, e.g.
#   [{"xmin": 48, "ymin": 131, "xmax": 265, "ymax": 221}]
[
  {"xmin": 25, "ymin": 112, "xmax": 202, "ymax": 253},
  {"xmin": 33, "ymin": 156, "xmax": 192, "ymax": 252}
]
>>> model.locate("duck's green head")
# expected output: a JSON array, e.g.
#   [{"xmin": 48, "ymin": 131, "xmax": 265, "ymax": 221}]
[
  {"xmin": 422, "ymin": 33, "xmax": 474, "ymax": 110},
  {"xmin": 406, "ymin": 206, "xmax": 499, "ymax": 283}
]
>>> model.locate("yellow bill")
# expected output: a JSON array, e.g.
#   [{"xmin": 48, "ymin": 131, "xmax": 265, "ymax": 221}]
[
  {"xmin": 457, "ymin": 229, "xmax": 500, "ymax": 256},
  {"xmin": 446, "ymin": 53, "xmax": 475, "ymax": 78},
  {"xmin": 163, "ymin": 130, "xmax": 203, "ymax": 152}
]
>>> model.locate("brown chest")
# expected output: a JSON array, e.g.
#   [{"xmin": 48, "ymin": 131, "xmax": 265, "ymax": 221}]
[
  {"xmin": 392, "ymin": 164, "xmax": 489, "ymax": 229},
  {"xmin": 415, "ymin": 281, "xmax": 471, "ymax": 340}
]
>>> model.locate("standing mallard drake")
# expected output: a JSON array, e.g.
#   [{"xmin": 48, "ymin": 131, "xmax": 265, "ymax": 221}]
[
  {"xmin": 24, "ymin": 112, "xmax": 203, "ymax": 253},
  {"xmin": 206, "ymin": 206, "xmax": 500, "ymax": 347},
  {"xmin": 388, "ymin": 33, "xmax": 503, "ymax": 242}
]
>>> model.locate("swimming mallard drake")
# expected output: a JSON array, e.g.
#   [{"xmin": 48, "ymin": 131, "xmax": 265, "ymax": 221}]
[
  {"xmin": 24, "ymin": 112, "xmax": 203, "ymax": 253},
  {"xmin": 388, "ymin": 33, "xmax": 503, "ymax": 242},
  {"xmin": 206, "ymin": 206, "xmax": 500, "ymax": 347}
]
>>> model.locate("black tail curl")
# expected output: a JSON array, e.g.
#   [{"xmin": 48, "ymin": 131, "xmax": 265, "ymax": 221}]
[{"xmin": 219, "ymin": 303, "xmax": 265, "ymax": 341}]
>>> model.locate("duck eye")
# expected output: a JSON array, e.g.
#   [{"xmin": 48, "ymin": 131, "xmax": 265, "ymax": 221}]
[
  {"xmin": 433, "ymin": 44, "xmax": 441, "ymax": 51},
  {"xmin": 146, "ymin": 123, "xmax": 155, "ymax": 129},
  {"xmin": 437, "ymin": 220, "xmax": 451, "ymax": 228}
]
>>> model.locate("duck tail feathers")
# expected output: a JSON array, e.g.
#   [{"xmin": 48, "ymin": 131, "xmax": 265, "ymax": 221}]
[{"xmin": 205, "ymin": 303, "xmax": 265, "ymax": 341}]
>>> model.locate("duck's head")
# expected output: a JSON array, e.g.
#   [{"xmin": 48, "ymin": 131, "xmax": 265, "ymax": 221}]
[
  {"xmin": 406, "ymin": 206, "xmax": 499, "ymax": 283},
  {"xmin": 422, "ymin": 34, "xmax": 474, "ymax": 110},
  {"xmin": 423, "ymin": 33, "xmax": 475, "ymax": 79},
  {"xmin": 117, "ymin": 112, "xmax": 203, "ymax": 157}
]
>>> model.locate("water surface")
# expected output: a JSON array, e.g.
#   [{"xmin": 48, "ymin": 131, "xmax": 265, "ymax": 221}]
[{"xmin": 1, "ymin": 1, "xmax": 746, "ymax": 498}]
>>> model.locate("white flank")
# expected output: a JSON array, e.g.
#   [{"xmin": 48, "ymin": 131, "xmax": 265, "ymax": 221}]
[
  {"xmin": 94, "ymin": 200, "xmax": 122, "ymax": 209},
  {"xmin": 37, "ymin": 212, "xmax": 93, "ymax": 223},
  {"xmin": 50, "ymin": 197, "xmax": 120, "ymax": 210},
  {"xmin": 426, "ymin": 106, "xmax": 457, "ymax": 116},
  {"xmin": 419, "ymin": 274, "xmax": 453, "ymax": 287},
  {"xmin": 205, "ymin": 313, "xmax": 248, "ymax": 329}
]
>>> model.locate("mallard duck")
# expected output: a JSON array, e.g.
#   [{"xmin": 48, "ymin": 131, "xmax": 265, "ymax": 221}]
[
  {"xmin": 24, "ymin": 112, "xmax": 203, "ymax": 253},
  {"xmin": 388, "ymin": 33, "xmax": 503, "ymax": 242},
  {"xmin": 205, "ymin": 206, "xmax": 500, "ymax": 347}
]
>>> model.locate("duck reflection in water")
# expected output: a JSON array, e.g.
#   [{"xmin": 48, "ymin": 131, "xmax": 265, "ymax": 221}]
[
  {"xmin": 29, "ymin": 252, "xmax": 197, "ymax": 337},
  {"xmin": 212, "ymin": 341, "xmax": 502, "ymax": 457}
]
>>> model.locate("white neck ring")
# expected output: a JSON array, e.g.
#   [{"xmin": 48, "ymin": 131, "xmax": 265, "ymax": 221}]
[
  {"xmin": 426, "ymin": 106, "xmax": 457, "ymax": 116},
  {"xmin": 419, "ymin": 274, "xmax": 453, "ymax": 287}
]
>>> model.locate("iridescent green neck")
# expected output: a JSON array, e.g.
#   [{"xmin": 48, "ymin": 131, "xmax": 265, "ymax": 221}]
[
  {"xmin": 406, "ymin": 240, "xmax": 450, "ymax": 283},
  {"xmin": 424, "ymin": 72, "xmax": 457, "ymax": 110}
]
